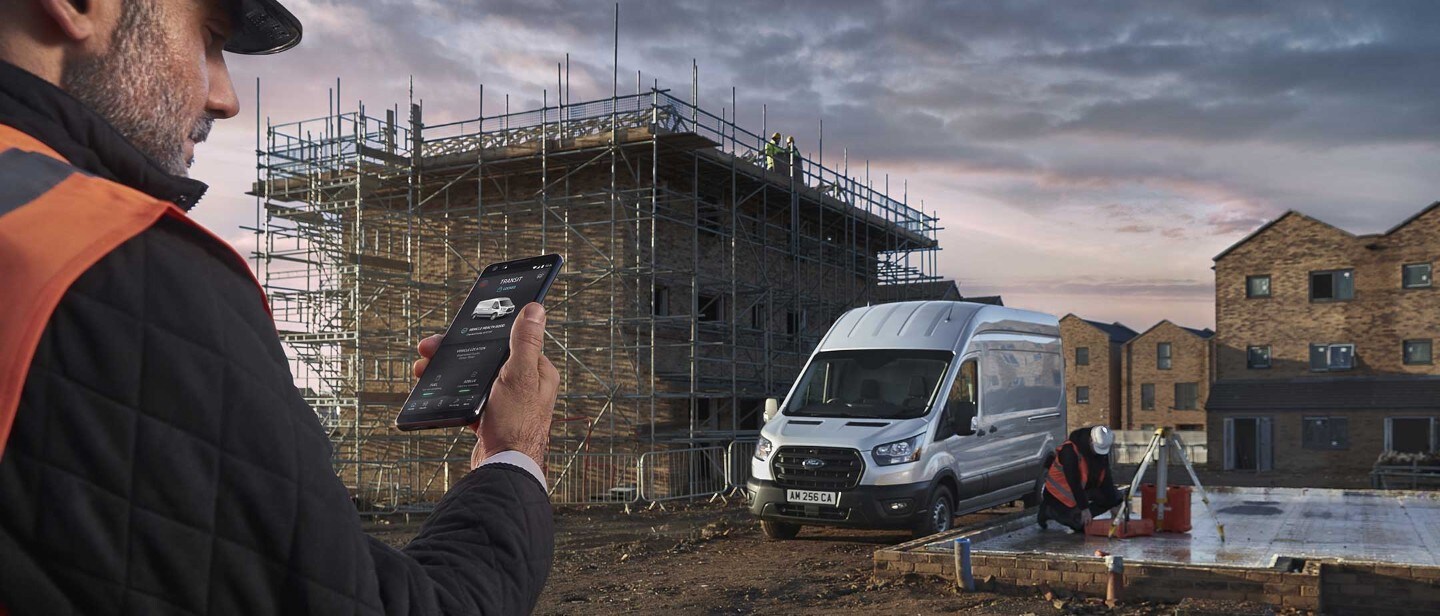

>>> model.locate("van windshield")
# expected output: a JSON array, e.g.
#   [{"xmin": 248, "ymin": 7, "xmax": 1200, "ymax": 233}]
[{"xmin": 784, "ymin": 349, "xmax": 953, "ymax": 420}]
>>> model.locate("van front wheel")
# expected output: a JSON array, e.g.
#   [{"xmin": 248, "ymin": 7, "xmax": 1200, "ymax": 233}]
[
  {"xmin": 760, "ymin": 519, "xmax": 801, "ymax": 540},
  {"xmin": 913, "ymin": 485, "xmax": 954, "ymax": 538}
]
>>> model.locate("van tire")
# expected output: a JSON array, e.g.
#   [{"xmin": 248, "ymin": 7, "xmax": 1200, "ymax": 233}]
[
  {"xmin": 913, "ymin": 485, "xmax": 954, "ymax": 538},
  {"xmin": 760, "ymin": 519, "xmax": 801, "ymax": 540}
]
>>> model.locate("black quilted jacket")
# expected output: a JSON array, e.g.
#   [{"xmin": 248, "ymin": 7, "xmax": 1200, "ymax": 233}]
[{"xmin": 0, "ymin": 61, "xmax": 553, "ymax": 615}]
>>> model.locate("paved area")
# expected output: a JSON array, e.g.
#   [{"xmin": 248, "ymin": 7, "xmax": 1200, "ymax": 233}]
[{"xmin": 923, "ymin": 486, "xmax": 1440, "ymax": 567}]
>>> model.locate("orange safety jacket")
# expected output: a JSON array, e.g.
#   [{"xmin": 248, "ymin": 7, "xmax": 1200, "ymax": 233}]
[
  {"xmin": 0, "ymin": 123, "xmax": 267, "ymax": 462},
  {"xmin": 1042, "ymin": 440, "xmax": 1107, "ymax": 508}
]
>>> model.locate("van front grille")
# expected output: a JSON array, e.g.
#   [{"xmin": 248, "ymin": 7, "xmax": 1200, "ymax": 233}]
[
  {"xmin": 775, "ymin": 503, "xmax": 851, "ymax": 521},
  {"xmin": 772, "ymin": 446, "xmax": 863, "ymax": 490}
]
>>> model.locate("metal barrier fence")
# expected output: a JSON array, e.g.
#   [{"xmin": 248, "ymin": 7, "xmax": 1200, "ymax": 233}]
[
  {"xmin": 544, "ymin": 452, "xmax": 641, "ymax": 505},
  {"xmin": 638, "ymin": 446, "xmax": 729, "ymax": 503},
  {"xmin": 542, "ymin": 441, "xmax": 758, "ymax": 509},
  {"xmin": 726, "ymin": 440, "xmax": 758, "ymax": 493}
]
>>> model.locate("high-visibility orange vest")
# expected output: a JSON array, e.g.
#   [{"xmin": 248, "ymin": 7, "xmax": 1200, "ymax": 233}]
[
  {"xmin": 0, "ymin": 123, "xmax": 267, "ymax": 462},
  {"xmin": 1042, "ymin": 440, "xmax": 1106, "ymax": 508}
]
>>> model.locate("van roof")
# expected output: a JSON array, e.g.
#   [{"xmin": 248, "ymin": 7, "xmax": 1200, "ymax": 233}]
[{"xmin": 816, "ymin": 301, "xmax": 1059, "ymax": 352}]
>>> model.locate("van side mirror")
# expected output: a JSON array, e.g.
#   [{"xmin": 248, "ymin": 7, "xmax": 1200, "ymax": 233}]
[
  {"xmin": 763, "ymin": 398, "xmax": 780, "ymax": 423},
  {"xmin": 958, "ymin": 414, "xmax": 979, "ymax": 437}
]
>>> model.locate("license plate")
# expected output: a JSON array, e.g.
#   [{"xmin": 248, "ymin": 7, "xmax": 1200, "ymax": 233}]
[{"xmin": 786, "ymin": 489, "xmax": 839, "ymax": 505}]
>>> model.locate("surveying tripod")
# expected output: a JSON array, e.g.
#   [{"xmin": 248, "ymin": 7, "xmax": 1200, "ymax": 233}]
[{"xmin": 1112, "ymin": 427, "xmax": 1225, "ymax": 541}]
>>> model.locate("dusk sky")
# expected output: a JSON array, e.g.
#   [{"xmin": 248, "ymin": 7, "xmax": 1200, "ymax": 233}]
[{"xmin": 192, "ymin": 0, "xmax": 1440, "ymax": 332}]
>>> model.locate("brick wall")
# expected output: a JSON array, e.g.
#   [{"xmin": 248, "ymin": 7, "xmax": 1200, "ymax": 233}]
[
  {"xmin": 875, "ymin": 516, "xmax": 1440, "ymax": 613},
  {"xmin": 1060, "ymin": 316, "xmax": 1122, "ymax": 431},
  {"xmin": 1214, "ymin": 209, "xmax": 1440, "ymax": 381},
  {"xmin": 1206, "ymin": 408, "xmax": 1440, "ymax": 473},
  {"xmin": 1124, "ymin": 321, "xmax": 1212, "ymax": 431}
]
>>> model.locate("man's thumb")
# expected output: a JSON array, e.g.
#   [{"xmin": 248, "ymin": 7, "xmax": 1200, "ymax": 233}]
[{"xmin": 507, "ymin": 303, "xmax": 546, "ymax": 366}]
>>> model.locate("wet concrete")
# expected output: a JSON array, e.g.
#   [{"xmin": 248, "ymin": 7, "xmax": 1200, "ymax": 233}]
[{"xmin": 924, "ymin": 487, "xmax": 1440, "ymax": 567}]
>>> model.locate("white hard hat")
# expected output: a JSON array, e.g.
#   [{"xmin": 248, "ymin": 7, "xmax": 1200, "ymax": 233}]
[{"xmin": 1090, "ymin": 426, "xmax": 1114, "ymax": 455}]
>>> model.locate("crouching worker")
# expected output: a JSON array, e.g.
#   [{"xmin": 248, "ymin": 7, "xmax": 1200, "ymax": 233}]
[{"xmin": 1037, "ymin": 426, "xmax": 1122, "ymax": 532}]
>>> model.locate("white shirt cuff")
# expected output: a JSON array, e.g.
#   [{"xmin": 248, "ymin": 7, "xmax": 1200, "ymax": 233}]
[{"xmin": 477, "ymin": 450, "xmax": 547, "ymax": 489}]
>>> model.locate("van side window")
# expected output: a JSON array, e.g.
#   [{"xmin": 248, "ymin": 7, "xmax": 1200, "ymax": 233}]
[{"xmin": 937, "ymin": 359, "xmax": 978, "ymax": 440}]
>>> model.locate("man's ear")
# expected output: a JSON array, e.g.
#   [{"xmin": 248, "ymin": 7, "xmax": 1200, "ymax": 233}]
[{"xmin": 36, "ymin": 0, "xmax": 100, "ymax": 42}]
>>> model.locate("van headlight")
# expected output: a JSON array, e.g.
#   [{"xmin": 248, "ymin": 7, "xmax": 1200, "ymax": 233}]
[
  {"xmin": 872, "ymin": 434, "xmax": 923, "ymax": 466},
  {"xmin": 754, "ymin": 436, "xmax": 774, "ymax": 461}
]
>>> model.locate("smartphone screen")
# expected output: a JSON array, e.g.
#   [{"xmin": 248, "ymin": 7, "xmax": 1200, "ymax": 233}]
[{"xmin": 396, "ymin": 253, "xmax": 563, "ymax": 431}]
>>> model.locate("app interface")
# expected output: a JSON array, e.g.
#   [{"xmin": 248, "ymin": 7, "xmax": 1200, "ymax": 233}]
[{"xmin": 403, "ymin": 260, "xmax": 556, "ymax": 419}]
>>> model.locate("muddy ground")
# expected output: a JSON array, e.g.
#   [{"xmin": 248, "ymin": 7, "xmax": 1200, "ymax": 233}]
[{"xmin": 367, "ymin": 465, "xmax": 1339, "ymax": 614}]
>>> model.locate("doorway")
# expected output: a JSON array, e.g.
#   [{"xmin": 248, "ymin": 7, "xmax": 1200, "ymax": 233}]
[
  {"xmin": 1224, "ymin": 416, "xmax": 1272, "ymax": 471},
  {"xmin": 1233, "ymin": 418, "xmax": 1258, "ymax": 470}
]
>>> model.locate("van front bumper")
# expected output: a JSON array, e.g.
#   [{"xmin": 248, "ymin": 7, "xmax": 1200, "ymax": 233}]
[{"xmin": 747, "ymin": 478, "xmax": 931, "ymax": 529}]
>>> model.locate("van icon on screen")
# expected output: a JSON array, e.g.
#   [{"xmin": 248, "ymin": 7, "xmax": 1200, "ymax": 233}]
[{"xmin": 472, "ymin": 297, "xmax": 516, "ymax": 320}]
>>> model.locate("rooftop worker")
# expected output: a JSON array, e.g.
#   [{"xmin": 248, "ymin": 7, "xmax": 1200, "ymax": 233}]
[
  {"xmin": 1037, "ymin": 426, "xmax": 1123, "ymax": 533},
  {"xmin": 765, "ymin": 131, "xmax": 783, "ymax": 171},
  {"xmin": 0, "ymin": 1, "xmax": 555, "ymax": 614}
]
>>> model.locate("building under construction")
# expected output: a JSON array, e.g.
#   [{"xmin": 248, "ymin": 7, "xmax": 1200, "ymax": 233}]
[{"xmin": 251, "ymin": 81, "xmax": 954, "ymax": 509}]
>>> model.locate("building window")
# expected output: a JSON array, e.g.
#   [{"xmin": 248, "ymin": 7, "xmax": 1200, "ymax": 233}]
[
  {"xmin": 749, "ymin": 303, "xmax": 766, "ymax": 329},
  {"xmin": 1385, "ymin": 417, "xmax": 1437, "ymax": 453},
  {"xmin": 1309, "ymin": 343, "xmax": 1355, "ymax": 372},
  {"xmin": 1157, "ymin": 342, "xmax": 1172, "ymax": 370},
  {"xmin": 785, "ymin": 310, "xmax": 802, "ymax": 336},
  {"xmin": 1309, "ymin": 269, "xmax": 1354, "ymax": 301},
  {"xmin": 1247, "ymin": 345, "xmax": 1271, "ymax": 369},
  {"xmin": 1405, "ymin": 339, "xmax": 1433, "ymax": 365},
  {"xmin": 653, "ymin": 284, "xmax": 670, "ymax": 316},
  {"xmin": 1403, "ymin": 263, "xmax": 1432, "ymax": 289},
  {"xmin": 698, "ymin": 293, "xmax": 724, "ymax": 322},
  {"xmin": 1174, "ymin": 383, "xmax": 1199, "ymax": 410},
  {"xmin": 1076, "ymin": 347, "xmax": 1090, "ymax": 366},
  {"xmin": 1140, "ymin": 383, "xmax": 1155, "ymax": 411},
  {"xmin": 1246, "ymin": 275, "xmax": 1271, "ymax": 298},
  {"xmin": 1302, "ymin": 417, "xmax": 1349, "ymax": 450},
  {"xmin": 1076, "ymin": 386, "xmax": 1090, "ymax": 404},
  {"xmin": 1177, "ymin": 424, "xmax": 1205, "ymax": 432},
  {"xmin": 1140, "ymin": 423, "xmax": 1156, "ymax": 431}
]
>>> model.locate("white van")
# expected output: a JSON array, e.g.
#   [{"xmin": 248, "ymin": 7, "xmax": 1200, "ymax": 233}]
[
  {"xmin": 748, "ymin": 301, "xmax": 1065, "ymax": 539},
  {"xmin": 472, "ymin": 297, "xmax": 516, "ymax": 320}
]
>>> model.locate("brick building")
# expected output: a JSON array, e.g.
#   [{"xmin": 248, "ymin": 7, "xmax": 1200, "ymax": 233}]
[
  {"xmin": 1123, "ymin": 320, "xmax": 1214, "ymax": 431},
  {"xmin": 1207, "ymin": 204, "xmax": 1440, "ymax": 473},
  {"xmin": 1059, "ymin": 315, "xmax": 1137, "ymax": 431}
]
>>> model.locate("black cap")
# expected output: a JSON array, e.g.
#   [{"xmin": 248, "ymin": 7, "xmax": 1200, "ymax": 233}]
[{"xmin": 224, "ymin": 0, "xmax": 302, "ymax": 55}]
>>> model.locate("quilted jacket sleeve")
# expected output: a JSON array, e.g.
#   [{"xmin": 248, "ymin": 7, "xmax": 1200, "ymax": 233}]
[{"xmin": 366, "ymin": 464, "xmax": 555, "ymax": 616}]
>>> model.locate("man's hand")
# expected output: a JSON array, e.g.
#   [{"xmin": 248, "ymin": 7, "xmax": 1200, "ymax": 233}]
[
  {"xmin": 1080, "ymin": 510, "xmax": 1093, "ymax": 526},
  {"xmin": 412, "ymin": 303, "xmax": 558, "ymax": 471}
]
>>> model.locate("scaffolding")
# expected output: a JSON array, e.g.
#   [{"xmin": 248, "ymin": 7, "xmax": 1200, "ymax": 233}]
[{"xmin": 250, "ymin": 76, "xmax": 943, "ymax": 511}]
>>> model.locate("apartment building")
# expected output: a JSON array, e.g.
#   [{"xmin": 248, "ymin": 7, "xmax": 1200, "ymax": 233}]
[
  {"xmin": 1207, "ymin": 204, "xmax": 1440, "ymax": 473},
  {"xmin": 1060, "ymin": 315, "xmax": 1138, "ymax": 431},
  {"xmin": 1123, "ymin": 321, "xmax": 1214, "ymax": 431}
]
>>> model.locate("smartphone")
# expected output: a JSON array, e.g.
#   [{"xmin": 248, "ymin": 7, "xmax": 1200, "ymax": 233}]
[{"xmin": 395, "ymin": 253, "xmax": 563, "ymax": 431}]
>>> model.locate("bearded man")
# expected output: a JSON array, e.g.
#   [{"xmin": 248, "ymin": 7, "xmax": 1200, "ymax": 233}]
[{"xmin": 0, "ymin": 1, "xmax": 557, "ymax": 614}]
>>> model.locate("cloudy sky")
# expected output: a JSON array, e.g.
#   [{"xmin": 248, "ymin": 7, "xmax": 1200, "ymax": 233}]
[{"xmin": 193, "ymin": 0, "xmax": 1440, "ymax": 331}]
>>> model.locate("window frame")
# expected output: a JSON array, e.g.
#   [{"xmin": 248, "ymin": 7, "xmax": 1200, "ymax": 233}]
[
  {"xmin": 1140, "ymin": 383, "xmax": 1155, "ymax": 411},
  {"xmin": 1302, "ymin": 416, "xmax": 1350, "ymax": 450},
  {"xmin": 1245, "ymin": 274, "xmax": 1272, "ymax": 299},
  {"xmin": 1384, "ymin": 416, "xmax": 1437, "ymax": 453},
  {"xmin": 1402, "ymin": 262, "xmax": 1433, "ymax": 289},
  {"xmin": 1309, "ymin": 343, "xmax": 1356, "ymax": 372},
  {"xmin": 1075, "ymin": 346, "xmax": 1090, "ymax": 366},
  {"xmin": 1404, "ymin": 339, "xmax": 1434, "ymax": 366},
  {"xmin": 1157, "ymin": 342, "xmax": 1173, "ymax": 370},
  {"xmin": 1075, "ymin": 385, "xmax": 1090, "ymax": 405},
  {"xmin": 1309, "ymin": 268, "xmax": 1355, "ymax": 302},
  {"xmin": 1174, "ymin": 382, "xmax": 1199, "ymax": 410},
  {"xmin": 1247, "ymin": 345, "xmax": 1272, "ymax": 369}
]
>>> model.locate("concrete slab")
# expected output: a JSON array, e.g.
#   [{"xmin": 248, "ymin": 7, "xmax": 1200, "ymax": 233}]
[{"xmin": 922, "ymin": 486, "xmax": 1440, "ymax": 567}]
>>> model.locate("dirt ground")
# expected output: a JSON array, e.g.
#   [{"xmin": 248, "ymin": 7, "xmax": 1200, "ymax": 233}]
[{"xmin": 367, "ymin": 465, "xmax": 1340, "ymax": 615}]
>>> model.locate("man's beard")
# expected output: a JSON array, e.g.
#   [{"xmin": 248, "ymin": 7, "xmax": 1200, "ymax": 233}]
[{"xmin": 61, "ymin": 1, "xmax": 211, "ymax": 177}]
